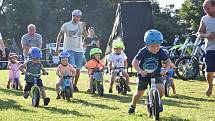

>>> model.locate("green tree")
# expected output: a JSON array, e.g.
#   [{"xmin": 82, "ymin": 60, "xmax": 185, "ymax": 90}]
[{"xmin": 179, "ymin": 0, "xmax": 205, "ymax": 32}]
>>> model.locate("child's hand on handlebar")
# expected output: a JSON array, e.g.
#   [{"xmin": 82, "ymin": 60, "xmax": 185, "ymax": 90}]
[
  {"xmin": 139, "ymin": 70, "xmax": 147, "ymax": 77},
  {"xmin": 160, "ymin": 69, "xmax": 168, "ymax": 76}
]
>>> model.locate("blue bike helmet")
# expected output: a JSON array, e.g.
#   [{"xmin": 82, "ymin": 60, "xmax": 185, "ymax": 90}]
[
  {"xmin": 144, "ymin": 29, "xmax": 163, "ymax": 45},
  {"xmin": 29, "ymin": 47, "xmax": 42, "ymax": 59},
  {"xmin": 59, "ymin": 51, "xmax": 70, "ymax": 60}
]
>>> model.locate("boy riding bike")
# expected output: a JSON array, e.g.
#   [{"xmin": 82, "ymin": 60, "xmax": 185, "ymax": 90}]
[
  {"xmin": 108, "ymin": 38, "xmax": 131, "ymax": 93},
  {"xmin": 56, "ymin": 51, "xmax": 76, "ymax": 99},
  {"xmin": 128, "ymin": 29, "xmax": 171, "ymax": 114},
  {"xmin": 85, "ymin": 48, "xmax": 104, "ymax": 93},
  {"xmin": 19, "ymin": 47, "xmax": 50, "ymax": 106},
  {"xmin": 7, "ymin": 53, "xmax": 23, "ymax": 90}
]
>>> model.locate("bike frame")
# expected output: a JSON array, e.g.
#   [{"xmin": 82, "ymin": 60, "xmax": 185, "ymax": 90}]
[
  {"xmin": 27, "ymin": 73, "xmax": 41, "ymax": 97},
  {"xmin": 61, "ymin": 75, "xmax": 72, "ymax": 91},
  {"xmin": 11, "ymin": 70, "xmax": 19, "ymax": 88},
  {"xmin": 147, "ymin": 77, "xmax": 161, "ymax": 108}
]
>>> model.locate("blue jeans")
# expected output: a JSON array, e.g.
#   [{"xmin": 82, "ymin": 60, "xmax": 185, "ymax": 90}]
[{"xmin": 66, "ymin": 50, "xmax": 83, "ymax": 69}]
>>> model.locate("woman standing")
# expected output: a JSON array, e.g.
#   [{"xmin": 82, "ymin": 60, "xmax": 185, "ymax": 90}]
[{"xmin": 84, "ymin": 27, "xmax": 100, "ymax": 61}]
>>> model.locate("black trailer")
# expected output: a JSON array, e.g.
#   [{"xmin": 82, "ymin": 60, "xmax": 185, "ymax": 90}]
[{"xmin": 106, "ymin": 1, "xmax": 153, "ymax": 76}]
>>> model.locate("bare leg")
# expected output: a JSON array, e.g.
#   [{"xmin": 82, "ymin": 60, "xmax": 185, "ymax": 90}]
[
  {"xmin": 131, "ymin": 90, "xmax": 145, "ymax": 107},
  {"xmin": 206, "ymin": 72, "xmax": 214, "ymax": 97},
  {"xmin": 73, "ymin": 69, "xmax": 80, "ymax": 86}
]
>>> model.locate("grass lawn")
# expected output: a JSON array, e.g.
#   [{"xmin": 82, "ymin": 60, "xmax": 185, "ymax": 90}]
[{"xmin": 0, "ymin": 69, "xmax": 215, "ymax": 121}]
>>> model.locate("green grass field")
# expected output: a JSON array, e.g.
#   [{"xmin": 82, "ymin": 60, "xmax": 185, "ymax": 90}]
[{"xmin": 0, "ymin": 69, "xmax": 215, "ymax": 121}]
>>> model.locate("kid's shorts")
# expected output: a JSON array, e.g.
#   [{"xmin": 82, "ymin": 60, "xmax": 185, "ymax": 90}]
[
  {"xmin": 137, "ymin": 74, "xmax": 163, "ymax": 90},
  {"xmin": 24, "ymin": 79, "xmax": 43, "ymax": 91},
  {"xmin": 205, "ymin": 50, "xmax": 215, "ymax": 72}
]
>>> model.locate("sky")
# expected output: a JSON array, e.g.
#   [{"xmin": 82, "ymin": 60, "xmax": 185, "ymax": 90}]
[{"xmin": 157, "ymin": 0, "xmax": 185, "ymax": 9}]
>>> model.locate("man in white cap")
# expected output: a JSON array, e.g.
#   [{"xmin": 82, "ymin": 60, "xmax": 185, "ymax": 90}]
[{"xmin": 55, "ymin": 9, "xmax": 87, "ymax": 92}]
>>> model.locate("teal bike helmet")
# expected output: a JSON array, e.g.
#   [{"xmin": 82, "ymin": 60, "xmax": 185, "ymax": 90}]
[{"xmin": 144, "ymin": 29, "xmax": 163, "ymax": 45}]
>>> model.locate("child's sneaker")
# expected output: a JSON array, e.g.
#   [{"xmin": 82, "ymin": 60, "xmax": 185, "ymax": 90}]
[
  {"xmin": 109, "ymin": 88, "xmax": 113, "ymax": 93},
  {"xmin": 44, "ymin": 97, "xmax": 50, "ymax": 106},
  {"xmin": 159, "ymin": 103, "xmax": 163, "ymax": 112},
  {"xmin": 56, "ymin": 95, "xmax": 61, "ymax": 99},
  {"xmin": 128, "ymin": 105, "xmax": 136, "ymax": 114},
  {"xmin": 127, "ymin": 86, "xmax": 131, "ymax": 92},
  {"xmin": 6, "ymin": 85, "xmax": 10, "ymax": 89},
  {"xmin": 23, "ymin": 91, "xmax": 29, "ymax": 99},
  {"xmin": 87, "ymin": 89, "xmax": 92, "ymax": 93}
]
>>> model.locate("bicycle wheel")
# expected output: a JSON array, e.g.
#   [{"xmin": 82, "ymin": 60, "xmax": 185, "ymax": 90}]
[
  {"xmin": 92, "ymin": 81, "xmax": 96, "ymax": 94},
  {"xmin": 120, "ymin": 78, "xmax": 127, "ymax": 95},
  {"xmin": 14, "ymin": 78, "xmax": 19, "ymax": 90},
  {"xmin": 32, "ymin": 87, "xmax": 40, "ymax": 107},
  {"xmin": 116, "ymin": 79, "xmax": 121, "ymax": 93},
  {"xmin": 146, "ymin": 94, "xmax": 152, "ymax": 117},
  {"xmin": 152, "ymin": 90, "xmax": 160, "ymax": 120},
  {"xmin": 164, "ymin": 81, "xmax": 170, "ymax": 97},
  {"xmin": 97, "ymin": 84, "xmax": 104, "ymax": 96},
  {"xmin": 175, "ymin": 56, "xmax": 199, "ymax": 80},
  {"xmin": 65, "ymin": 87, "xmax": 71, "ymax": 101}
]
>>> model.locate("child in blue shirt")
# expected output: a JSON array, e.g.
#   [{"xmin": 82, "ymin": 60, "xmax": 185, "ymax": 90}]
[
  {"xmin": 19, "ymin": 47, "xmax": 50, "ymax": 106},
  {"xmin": 128, "ymin": 29, "xmax": 171, "ymax": 114}
]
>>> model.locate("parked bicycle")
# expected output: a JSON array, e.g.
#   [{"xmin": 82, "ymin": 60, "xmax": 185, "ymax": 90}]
[
  {"xmin": 175, "ymin": 36, "xmax": 205, "ymax": 80},
  {"xmin": 60, "ymin": 75, "xmax": 73, "ymax": 101},
  {"xmin": 166, "ymin": 33, "xmax": 196, "ymax": 64}
]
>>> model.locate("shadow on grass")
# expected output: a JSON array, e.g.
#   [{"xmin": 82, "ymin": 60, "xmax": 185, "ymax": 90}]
[
  {"xmin": 44, "ymin": 86, "xmax": 56, "ymax": 91},
  {"xmin": 174, "ymin": 94, "xmax": 215, "ymax": 102},
  {"xmin": 102, "ymin": 93, "xmax": 133, "ymax": 103},
  {"xmin": 161, "ymin": 115, "xmax": 190, "ymax": 121},
  {"xmin": 0, "ymin": 98, "xmax": 35, "ymax": 112},
  {"xmin": 0, "ymin": 87, "xmax": 23, "ymax": 96},
  {"xmin": 42, "ymin": 106, "xmax": 92, "ymax": 117},
  {"xmin": 163, "ymin": 98, "xmax": 200, "ymax": 109},
  {"xmin": 71, "ymin": 98, "xmax": 119, "ymax": 110}
]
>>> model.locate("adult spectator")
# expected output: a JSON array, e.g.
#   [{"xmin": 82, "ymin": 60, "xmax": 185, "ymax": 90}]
[
  {"xmin": 84, "ymin": 27, "xmax": 100, "ymax": 61},
  {"xmin": 55, "ymin": 9, "xmax": 87, "ymax": 92},
  {"xmin": 198, "ymin": 0, "xmax": 215, "ymax": 97},
  {"xmin": 21, "ymin": 24, "xmax": 42, "ymax": 62}
]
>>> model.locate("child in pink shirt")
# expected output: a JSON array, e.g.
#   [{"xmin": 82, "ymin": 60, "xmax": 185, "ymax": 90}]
[
  {"xmin": 7, "ymin": 53, "xmax": 23, "ymax": 90},
  {"xmin": 56, "ymin": 51, "xmax": 76, "ymax": 99}
]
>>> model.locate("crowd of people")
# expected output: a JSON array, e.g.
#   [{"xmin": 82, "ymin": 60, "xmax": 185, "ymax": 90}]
[{"xmin": 0, "ymin": 0, "xmax": 215, "ymax": 115}]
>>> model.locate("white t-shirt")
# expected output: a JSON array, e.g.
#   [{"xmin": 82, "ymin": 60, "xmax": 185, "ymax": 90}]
[
  {"xmin": 0, "ymin": 32, "xmax": 2, "ymax": 40},
  {"xmin": 61, "ymin": 21, "xmax": 84, "ymax": 52},
  {"xmin": 108, "ymin": 52, "xmax": 127, "ymax": 67}
]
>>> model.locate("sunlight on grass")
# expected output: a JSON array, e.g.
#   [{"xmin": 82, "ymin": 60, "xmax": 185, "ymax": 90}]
[{"xmin": 0, "ymin": 69, "xmax": 215, "ymax": 121}]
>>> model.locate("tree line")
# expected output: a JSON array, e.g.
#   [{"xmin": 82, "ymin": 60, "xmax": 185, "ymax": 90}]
[{"xmin": 0, "ymin": 0, "xmax": 205, "ymax": 53}]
